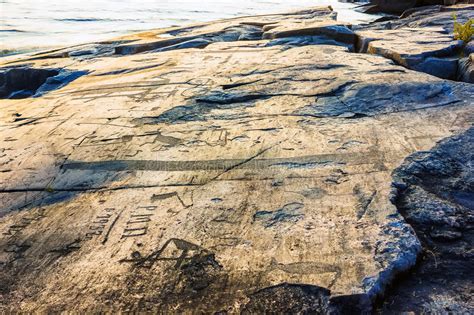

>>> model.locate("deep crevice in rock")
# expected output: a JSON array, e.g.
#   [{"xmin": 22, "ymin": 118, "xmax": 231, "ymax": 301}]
[
  {"xmin": 0, "ymin": 66, "xmax": 87, "ymax": 99},
  {"xmin": 0, "ymin": 67, "xmax": 58, "ymax": 99}
]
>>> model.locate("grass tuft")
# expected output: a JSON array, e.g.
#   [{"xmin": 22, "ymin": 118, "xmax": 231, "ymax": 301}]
[{"xmin": 452, "ymin": 14, "xmax": 474, "ymax": 43}]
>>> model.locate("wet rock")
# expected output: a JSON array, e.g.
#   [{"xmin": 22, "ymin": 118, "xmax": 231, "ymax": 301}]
[
  {"xmin": 68, "ymin": 48, "xmax": 99, "ymax": 57},
  {"xmin": 263, "ymin": 23, "xmax": 356, "ymax": 46},
  {"xmin": 215, "ymin": 25, "xmax": 263, "ymax": 41},
  {"xmin": 382, "ymin": 4, "xmax": 473, "ymax": 32},
  {"xmin": 8, "ymin": 89, "xmax": 35, "ymax": 99},
  {"xmin": 266, "ymin": 35, "xmax": 354, "ymax": 51},
  {"xmin": 115, "ymin": 35, "xmax": 201, "ymax": 55},
  {"xmin": 114, "ymin": 25, "xmax": 263, "ymax": 55},
  {"xmin": 356, "ymin": 27, "xmax": 463, "ymax": 77},
  {"xmin": 153, "ymin": 38, "xmax": 212, "ymax": 52},
  {"xmin": 114, "ymin": 7, "xmax": 338, "ymax": 55},
  {"xmin": 412, "ymin": 56, "xmax": 459, "ymax": 79},
  {"xmin": 34, "ymin": 69, "xmax": 88, "ymax": 97}
]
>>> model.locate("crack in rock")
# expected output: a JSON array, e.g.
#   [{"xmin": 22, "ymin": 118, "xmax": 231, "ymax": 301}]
[{"xmin": 0, "ymin": 67, "xmax": 87, "ymax": 99}]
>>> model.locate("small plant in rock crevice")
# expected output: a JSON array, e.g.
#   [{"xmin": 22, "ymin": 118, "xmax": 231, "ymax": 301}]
[
  {"xmin": 45, "ymin": 186, "xmax": 55, "ymax": 193},
  {"xmin": 452, "ymin": 14, "xmax": 474, "ymax": 44}
]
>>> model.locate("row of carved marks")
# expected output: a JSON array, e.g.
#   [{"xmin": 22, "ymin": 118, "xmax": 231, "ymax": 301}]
[
  {"xmin": 1, "ymin": 203, "xmax": 158, "ymax": 267},
  {"xmin": 121, "ymin": 205, "xmax": 157, "ymax": 239},
  {"xmin": 84, "ymin": 207, "xmax": 123, "ymax": 244}
]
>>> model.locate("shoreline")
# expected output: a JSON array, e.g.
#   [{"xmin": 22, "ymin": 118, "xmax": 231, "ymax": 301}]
[{"xmin": 0, "ymin": 0, "xmax": 377, "ymax": 58}]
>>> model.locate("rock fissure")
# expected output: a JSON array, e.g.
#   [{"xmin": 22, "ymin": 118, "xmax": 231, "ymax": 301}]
[{"xmin": 0, "ymin": 66, "xmax": 87, "ymax": 99}]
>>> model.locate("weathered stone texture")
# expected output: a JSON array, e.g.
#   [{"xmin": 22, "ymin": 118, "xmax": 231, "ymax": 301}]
[
  {"xmin": 379, "ymin": 127, "xmax": 473, "ymax": 313},
  {"xmin": 0, "ymin": 5, "xmax": 472, "ymax": 313},
  {"xmin": 356, "ymin": 5, "xmax": 474, "ymax": 82}
]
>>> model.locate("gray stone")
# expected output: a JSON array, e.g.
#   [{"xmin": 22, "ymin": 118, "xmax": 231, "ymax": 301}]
[
  {"xmin": 381, "ymin": 127, "xmax": 474, "ymax": 313},
  {"xmin": 0, "ymin": 5, "xmax": 473, "ymax": 313},
  {"xmin": 458, "ymin": 54, "xmax": 474, "ymax": 82},
  {"xmin": 412, "ymin": 57, "xmax": 459, "ymax": 79},
  {"xmin": 368, "ymin": 0, "xmax": 418, "ymax": 14},
  {"xmin": 154, "ymin": 38, "xmax": 212, "ymax": 52},
  {"xmin": 356, "ymin": 5, "xmax": 474, "ymax": 81}
]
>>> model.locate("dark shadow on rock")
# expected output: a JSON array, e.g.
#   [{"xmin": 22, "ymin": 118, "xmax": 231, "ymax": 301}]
[
  {"xmin": 0, "ymin": 66, "xmax": 87, "ymax": 99},
  {"xmin": 133, "ymin": 91, "xmax": 272, "ymax": 124},
  {"xmin": 360, "ymin": 0, "xmax": 446, "ymax": 15},
  {"xmin": 242, "ymin": 283, "xmax": 371, "ymax": 314},
  {"xmin": 242, "ymin": 283, "xmax": 332, "ymax": 314},
  {"xmin": 0, "ymin": 67, "xmax": 58, "ymax": 99},
  {"xmin": 296, "ymin": 81, "xmax": 462, "ymax": 118},
  {"xmin": 115, "ymin": 25, "xmax": 263, "ymax": 55},
  {"xmin": 265, "ymin": 35, "xmax": 354, "ymax": 51},
  {"xmin": 0, "ymin": 163, "xmax": 130, "ymax": 306},
  {"xmin": 378, "ymin": 127, "xmax": 473, "ymax": 313},
  {"xmin": 1, "ymin": 165, "xmax": 126, "ymax": 216},
  {"xmin": 115, "ymin": 238, "xmax": 228, "ymax": 312}
]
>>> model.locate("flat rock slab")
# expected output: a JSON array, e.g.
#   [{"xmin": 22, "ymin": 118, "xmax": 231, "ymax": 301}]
[
  {"xmin": 356, "ymin": 27, "xmax": 463, "ymax": 79},
  {"xmin": 356, "ymin": 5, "xmax": 474, "ymax": 81},
  {"xmin": 0, "ymin": 6, "xmax": 473, "ymax": 313}
]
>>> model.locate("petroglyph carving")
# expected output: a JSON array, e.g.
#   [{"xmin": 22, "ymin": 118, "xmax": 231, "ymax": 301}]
[
  {"xmin": 253, "ymin": 202, "xmax": 304, "ymax": 228},
  {"xmin": 121, "ymin": 206, "xmax": 157, "ymax": 239},
  {"xmin": 120, "ymin": 238, "xmax": 215, "ymax": 269},
  {"xmin": 269, "ymin": 258, "xmax": 342, "ymax": 289}
]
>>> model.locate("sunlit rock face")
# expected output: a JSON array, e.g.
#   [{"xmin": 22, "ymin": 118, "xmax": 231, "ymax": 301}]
[
  {"xmin": 356, "ymin": 5, "xmax": 474, "ymax": 82},
  {"xmin": 0, "ymin": 5, "xmax": 472, "ymax": 313}
]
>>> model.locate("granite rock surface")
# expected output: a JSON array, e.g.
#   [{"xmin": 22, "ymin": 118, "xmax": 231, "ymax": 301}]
[
  {"xmin": 0, "ymin": 5, "xmax": 473, "ymax": 313},
  {"xmin": 356, "ymin": 4, "xmax": 474, "ymax": 82}
]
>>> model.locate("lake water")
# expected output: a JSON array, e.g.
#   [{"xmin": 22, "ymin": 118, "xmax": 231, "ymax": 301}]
[{"xmin": 1, "ymin": 0, "xmax": 375, "ymax": 55}]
